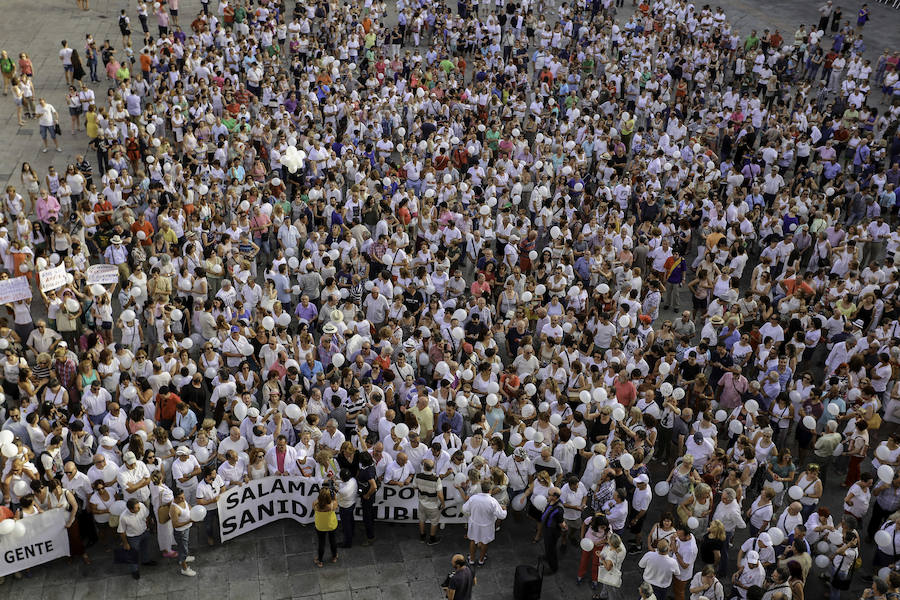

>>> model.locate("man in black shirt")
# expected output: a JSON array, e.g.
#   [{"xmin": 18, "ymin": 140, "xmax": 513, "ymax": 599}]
[
  {"xmin": 357, "ymin": 452, "xmax": 378, "ymax": 545},
  {"xmin": 444, "ymin": 554, "xmax": 475, "ymax": 600}
]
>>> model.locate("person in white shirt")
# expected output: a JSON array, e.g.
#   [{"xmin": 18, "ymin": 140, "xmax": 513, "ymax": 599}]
[
  {"xmin": 117, "ymin": 451, "xmax": 152, "ymax": 503},
  {"xmin": 217, "ymin": 450, "xmax": 248, "ymax": 487},
  {"xmin": 629, "ymin": 474, "xmax": 653, "ymax": 551},
  {"xmin": 559, "ymin": 475, "xmax": 588, "ymax": 544},
  {"xmin": 385, "ymin": 452, "xmax": 414, "ymax": 486},
  {"xmin": 171, "ymin": 446, "xmax": 201, "ymax": 504},
  {"xmin": 732, "ymin": 551, "xmax": 765, "ymax": 599},
  {"xmin": 35, "ymin": 97, "xmax": 61, "ymax": 152},
  {"xmin": 638, "ymin": 538, "xmax": 681, "ymax": 600},
  {"xmin": 168, "ymin": 486, "xmax": 197, "ymax": 577},
  {"xmin": 265, "ymin": 435, "xmax": 301, "ymax": 476},
  {"xmin": 195, "ymin": 466, "xmax": 225, "ymax": 546},
  {"xmin": 462, "ymin": 482, "xmax": 508, "ymax": 566},
  {"xmin": 672, "ymin": 524, "xmax": 698, "ymax": 600},
  {"xmin": 117, "ymin": 499, "xmax": 153, "ymax": 579}
]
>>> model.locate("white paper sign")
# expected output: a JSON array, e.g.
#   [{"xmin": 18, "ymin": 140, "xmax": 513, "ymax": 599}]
[
  {"xmin": 86, "ymin": 264, "xmax": 120, "ymax": 285},
  {"xmin": 217, "ymin": 476, "xmax": 466, "ymax": 542},
  {"xmin": 0, "ymin": 276, "xmax": 32, "ymax": 304},
  {"xmin": 0, "ymin": 509, "xmax": 71, "ymax": 576},
  {"xmin": 39, "ymin": 265, "xmax": 68, "ymax": 292}
]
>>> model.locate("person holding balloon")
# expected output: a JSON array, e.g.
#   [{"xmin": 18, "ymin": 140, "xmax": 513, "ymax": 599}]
[{"xmin": 169, "ymin": 486, "xmax": 197, "ymax": 577}]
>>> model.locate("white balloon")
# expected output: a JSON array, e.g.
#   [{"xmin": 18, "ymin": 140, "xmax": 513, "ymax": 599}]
[
  {"xmin": 332, "ymin": 353, "xmax": 345, "ymax": 367},
  {"xmin": 549, "ymin": 414, "xmax": 562, "ymax": 426},
  {"xmin": 524, "ymin": 427, "xmax": 536, "ymax": 440},
  {"xmin": 817, "ymin": 541, "xmax": 831, "ymax": 553},
  {"xmin": 180, "ymin": 337, "xmax": 193, "ymax": 350},
  {"xmin": 877, "ymin": 445, "xmax": 892, "ymax": 461},
  {"xmin": 13, "ymin": 480, "xmax": 30, "ymax": 497},
  {"xmin": 672, "ymin": 388, "xmax": 686, "ymax": 401},
  {"xmin": 580, "ymin": 538, "xmax": 594, "ymax": 552},
  {"xmin": 532, "ymin": 495, "xmax": 548, "ymax": 511},
  {"xmin": 110, "ymin": 501, "xmax": 128, "ymax": 516},
  {"xmin": 509, "ymin": 432, "xmax": 523, "ymax": 446},
  {"xmin": 768, "ymin": 480, "xmax": 784, "ymax": 494},
  {"xmin": 715, "ymin": 410, "xmax": 727, "ymax": 422},
  {"xmin": 190, "ymin": 505, "xmax": 208, "ymax": 522},
  {"xmin": 580, "ymin": 390, "xmax": 592, "ymax": 403},
  {"xmin": 524, "ymin": 384, "xmax": 537, "ymax": 396},
  {"xmin": 660, "ymin": 382, "xmax": 673, "ymax": 397},
  {"xmin": 619, "ymin": 453, "xmax": 635, "ymax": 470},
  {"xmin": 658, "ymin": 363, "xmax": 671, "ymax": 375},
  {"xmin": 815, "ymin": 554, "xmax": 830, "ymax": 569},
  {"xmin": 767, "ymin": 527, "xmax": 785, "ymax": 546},
  {"xmin": 876, "ymin": 529, "xmax": 893, "ymax": 549},
  {"xmin": 592, "ymin": 455, "xmax": 607, "ymax": 470},
  {"xmin": 573, "ymin": 437, "xmax": 587, "ymax": 450},
  {"xmin": 454, "ymin": 472, "xmax": 468, "ymax": 486},
  {"xmin": 172, "ymin": 427, "xmax": 186, "ymax": 440},
  {"xmin": 521, "ymin": 404, "xmax": 536, "ymax": 418},
  {"xmin": 0, "ymin": 431, "xmax": 13, "ymax": 445},
  {"xmin": 788, "ymin": 485, "xmax": 804, "ymax": 500},
  {"xmin": 394, "ymin": 424, "xmax": 410, "ymax": 439},
  {"xmin": 728, "ymin": 420, "xmax": 743, "ymax": 435},
  {"xmin": 654, "ymin": 481, "xmax": 670, "ymax": 496},
  {"xmin": 285, "ymin": 404, "xmax": 301, "ymax": 420},
  {"xmin": 539, "ymin": 402, "xmax": 550, "ymax": 413},
  {"xmin": 262, "ymin": 316, "xmax": 276, "ymax": 331},
  {"xmin": 827, "ymin": 403, "xmax": 840, "ymax": 416},
  {"xmin": 612, "ymin": 407, "xmax": 626, "ymax": 422},
  {"xmin": 0, "ymin": 519, "xmax": 14, "ymax": 535},
  {"xmin": 878, "ymin": 464, "xmax": 895, "ymax": 484},
  {"xmin": 687, "ymin": 517, "xmax": 699, "ymax": 530},
  {"xmin": 618, "ymin": 315, "xmax": 631, "ymax": 328},
  {"xmin": 802, "ymin": 416, "xmax": 817, "ymax": 430},
  {"xmin": 234, "ymin": 403, "xmax": 248, "ymax": 420},
  {"xmin": 486, "ymin": 394, "xmax": 499, "ymax": 407}
]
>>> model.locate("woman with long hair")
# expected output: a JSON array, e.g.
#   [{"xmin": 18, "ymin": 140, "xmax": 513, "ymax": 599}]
[{"xmin": 312, "ymin": 487, "xmax": 339, "ymax": 567}]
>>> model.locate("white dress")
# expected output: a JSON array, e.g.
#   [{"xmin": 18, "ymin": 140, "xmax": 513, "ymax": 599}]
[{"xmin": 463, "ymin": 492, "xmax": 507, "ymax": 544}]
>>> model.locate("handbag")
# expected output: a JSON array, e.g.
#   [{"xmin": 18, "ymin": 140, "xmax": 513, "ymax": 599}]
[
  {"xmin": 157, "ymin": 505, "xmax": 170, "ymax": 524},
  {"xmin": 54, "ymin": 123, "xmax": 61, "ymax": 136}
]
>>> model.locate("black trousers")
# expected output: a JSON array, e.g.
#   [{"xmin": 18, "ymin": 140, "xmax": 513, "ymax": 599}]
[
  {"xmin": 543, "ymin": 528, "xmax": 561, "ymax": 572},
  {"xmin": 316, "ymin": 529, "xmax": 336, "ymax": 561}
]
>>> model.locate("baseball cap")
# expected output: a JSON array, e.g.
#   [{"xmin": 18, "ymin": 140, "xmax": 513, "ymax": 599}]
[
  {"xmin": 176, "ymin": 446, "xmax": 192, "ymax": 456},
  {"xmin": 635, "ymin": 474, "xmax": 649, "ymax": 484},
  {"xmin": 746, "ymin": 550, "xmax": 759, "ymax": 564},
  {"xmin": 123, "ymin": 451, "xmax": 137, "ymax": 465}
]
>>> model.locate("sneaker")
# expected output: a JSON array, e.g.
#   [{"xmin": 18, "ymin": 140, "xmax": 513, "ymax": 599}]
[
  {"xmin": 56, "ymin": 148, "xmax": 62, "ymax": 152},
  {"xmin": 577, "ymin": 577, "xmax": 585, "ymax": 585},
  {"xmin": 181, "ymin": 567, "xmax": 197, "ymax": 577},
  {"xmin": 477, "ymin": 556, "xmax": 487, "ymax": 567},
  {"xmin": 591, "ymin": 582, "xmax": 599, "ymax": 591},
  {"xmin": 185, "ymin": 556, "xmax": 195, "ymax": 563},
  {"xmin": 42, "ymin": 148, "xmax": 48, "ymax": 153},
  {"xmin": 427, "ymin": 536, "xmax": 440, "ymax": 546}
]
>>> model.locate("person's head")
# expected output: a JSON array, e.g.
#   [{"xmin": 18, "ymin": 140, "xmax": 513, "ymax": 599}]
[{"xmin": 451, "ymin": 554, "xmax": 467, "ymax": 569}]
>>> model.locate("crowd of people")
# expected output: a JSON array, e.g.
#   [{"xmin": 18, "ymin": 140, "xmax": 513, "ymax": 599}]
[{"xmin": 0, "ymin": 0, "xmax": 900, "ymax": 598}]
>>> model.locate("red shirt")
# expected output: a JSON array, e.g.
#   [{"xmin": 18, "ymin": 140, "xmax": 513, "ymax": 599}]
[{"xmin": 613, "ymin": 379, "xmax": 637, "ymax": 407}]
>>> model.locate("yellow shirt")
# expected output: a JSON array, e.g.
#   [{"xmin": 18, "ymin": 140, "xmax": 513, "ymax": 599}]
[{"xmin": 314, "ymin": 508, "xmax": 337, "ymax": 531}]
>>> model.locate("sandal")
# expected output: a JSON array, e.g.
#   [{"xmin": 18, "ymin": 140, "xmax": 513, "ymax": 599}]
[{"xmin": 314, "ymin": 560, "xmax": 324, "ymax": 568}]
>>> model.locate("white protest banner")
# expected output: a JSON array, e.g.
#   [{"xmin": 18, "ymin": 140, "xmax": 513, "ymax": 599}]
[
  {"xmin": 0, "ymin": 509, "xmax": 71, "ymax": 577},
  {"xmin": 0, "ymin": 276, "xmax": 32, "ymax": 304},
  {"xmin": 85, "ymin": 264, "xmax": 120, "ymax": 285},
  {"xmin": 39, "ymin": 265, "xmax": 68, "ymax": 292},
  {"xmin": 218, "ymin": 476, "xmax": 466, "ymax": 542}
]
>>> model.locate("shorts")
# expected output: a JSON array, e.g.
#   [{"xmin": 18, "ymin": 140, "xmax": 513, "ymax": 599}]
[
  {"xmin": 39, "ymin": 124, "xmax": 56, "ymax": 140},
  {"xmin": 169, "ymin": 8, "xmax": 178, "ymax": 15},
  {"xmin": 68, "ymin": 106, "xmax": 82, "ymax": 116},
  {"xmin": 418, "ymin": 503, "xmax": 441, "ymax": 524},
  {"xmin": 63, "ymin": 64, "xmax": 73, "ymax": 72}
]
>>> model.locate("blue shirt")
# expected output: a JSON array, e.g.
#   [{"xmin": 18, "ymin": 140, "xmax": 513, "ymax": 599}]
[
  {"xmin": 300, "ymin": 360, "xmax": 324, "ymax": 380},
  {"xmin": 436, "ymin": 410, "xmax": 464, "ymax": 437}
]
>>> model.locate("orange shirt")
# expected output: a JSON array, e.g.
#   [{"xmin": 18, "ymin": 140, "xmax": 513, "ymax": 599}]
[{"xmin": 131, "ymin": 220, "xmax": 154, "ymax": 246}]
